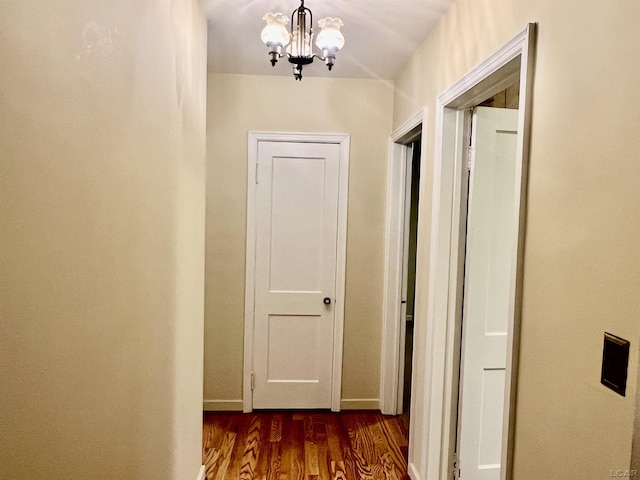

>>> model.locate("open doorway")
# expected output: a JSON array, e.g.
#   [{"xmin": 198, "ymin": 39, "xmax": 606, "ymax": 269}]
[
  {"xmin": 400, "ymin": 137, "xmax": 421, "ymax": 428},
  {"xmin": 453, "ymin": 84, "xmax": 520, "ymax": 480},
  {"xmin": 381, "ymin": 109, "xmax": 426, "ymax": 419},
  {"xmin": 408, "ymin": 24, "xmax": 535, "ymax": 480}
]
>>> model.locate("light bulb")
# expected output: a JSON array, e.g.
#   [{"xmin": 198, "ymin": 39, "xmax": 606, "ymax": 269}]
[{"xmin": 288, "ymin": 31, "xmax": 313, "ymax": 57}]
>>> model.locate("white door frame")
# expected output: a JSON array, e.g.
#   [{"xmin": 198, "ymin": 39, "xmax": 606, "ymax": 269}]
[
  {"xmin": 380, "ymin": 108, "xmax": 427, "ymax": 415},
  {"xmin": 243, "ymin": 131, "xmax": 350, "ymax": 413},
  {"xmin": 413, "ymin": 24, "xmax": 536, "ymax": 480}
]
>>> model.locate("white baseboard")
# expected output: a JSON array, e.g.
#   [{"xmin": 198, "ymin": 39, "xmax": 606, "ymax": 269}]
[
  {"xmin": 340, "ymin": 398, "xmax": 380, "ymax": 410},
  {"xmin": 195, "ymin": 465, "xmax": 206, "ymax": 480},
  {"xmin": 203, "ymin": 399, "xmax": 243, "ymax": 411},
  {"xmin": 205, "ymin": 398, "xmax": 380, "ymax": 411},
  {"xmin": 408, "ymin": 462, "xmax": 421, "ymax": 480}
]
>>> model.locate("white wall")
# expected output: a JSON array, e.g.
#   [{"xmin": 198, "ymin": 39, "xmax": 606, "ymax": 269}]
[
  {"xmin": 0, "ymin": 1, "xmax": 207, "ymax": 479},
  {"xmin": 393, "ymin": 0, "xmax": 640, "ymax": 478},
  {"xmin": 204, "ymin": 73, "xmax": 394, "ymax": 409}
]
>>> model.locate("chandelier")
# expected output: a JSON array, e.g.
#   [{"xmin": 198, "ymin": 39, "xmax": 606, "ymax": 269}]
[{"xmin": 260, "ymin": 0, "xmax": 345, "ymax": 81}]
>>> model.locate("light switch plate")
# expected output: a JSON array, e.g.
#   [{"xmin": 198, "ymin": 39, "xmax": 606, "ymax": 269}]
[{"xmin": 601, "ymin": 332, "xmax": 630, "ymax": 396}]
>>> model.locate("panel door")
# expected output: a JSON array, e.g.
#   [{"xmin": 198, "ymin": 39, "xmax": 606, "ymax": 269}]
[
  {"xmin": 252, "ymin": 141, "xmax": 341, "ymax": 409},
  {"xmin": 458, "ymin": 107, "xmax": 518, "ymax": 479}
]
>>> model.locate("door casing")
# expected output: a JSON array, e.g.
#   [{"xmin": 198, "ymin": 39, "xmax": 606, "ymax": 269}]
[
  {"xmin": 243, "ymin": 131, "xmax": 350, "ymax": 413},
  {"xmin": 408, "ymin": 24, "xmax": 536, "ymax": 480}
]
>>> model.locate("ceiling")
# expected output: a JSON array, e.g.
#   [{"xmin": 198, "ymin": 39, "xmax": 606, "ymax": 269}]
[{"xmin": 204, "ymin": 0, "xmax": 455, "ymax": 80}]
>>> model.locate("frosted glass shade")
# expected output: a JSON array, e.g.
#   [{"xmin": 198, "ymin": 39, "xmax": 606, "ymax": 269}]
[
  {"xmin": 315, "ymin": 17, "xmax": 344, "ymax": 52},
  {"xmin": 261, "ymin": 13, "xmax": 290, "ymax": 47}
]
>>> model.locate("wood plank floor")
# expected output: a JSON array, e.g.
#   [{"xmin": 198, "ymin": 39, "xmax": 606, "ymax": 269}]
[{"xmin": 203, "ymin": 411, "xmax": 410, "ymax": 480}]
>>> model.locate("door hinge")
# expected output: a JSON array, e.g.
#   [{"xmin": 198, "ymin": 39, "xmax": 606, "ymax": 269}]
[
  {"xmin": 255, "ymin": 163, "xmax": 259, "ymax": 184},
  {"xmin": 466, "ymin": 147, "xmax": 474, "ymax": 171},
  {"xmin": 452, "ymin": 453, "xmax": 460, "ymax": 479},
  {"xmin": 251, "ymin": 372, "xmax": 255, "ymax": 390}
]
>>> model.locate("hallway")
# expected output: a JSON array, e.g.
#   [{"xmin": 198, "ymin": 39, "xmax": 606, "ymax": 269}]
[{"xmin": 203, "ymin": 411, "xmax": 410, "ymax": 480}]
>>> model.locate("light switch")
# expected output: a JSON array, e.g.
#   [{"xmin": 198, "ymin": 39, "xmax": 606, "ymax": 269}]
[{"xmin": 601, "ymin": 332, "xmax": 630, "ymax": 396}]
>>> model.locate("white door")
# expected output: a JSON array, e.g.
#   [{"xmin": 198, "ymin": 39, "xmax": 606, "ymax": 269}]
[
  {"xmin": 252, "ymin": 140, "xmax": 342, "ymax": 409},
  {"xmin": 457, "ymin": 107, "xmax": 518, "ymax": 479}
]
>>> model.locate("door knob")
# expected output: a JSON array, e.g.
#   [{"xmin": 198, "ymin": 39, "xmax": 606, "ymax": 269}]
[{"xmin": 323, "ymin": 297, "xmax": 332, "ymax": 305}]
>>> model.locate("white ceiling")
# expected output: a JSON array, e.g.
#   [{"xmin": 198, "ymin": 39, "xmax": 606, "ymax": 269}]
[{"xmin": 204, "ymin": 0, "xmax": 455, "ymax": 80}]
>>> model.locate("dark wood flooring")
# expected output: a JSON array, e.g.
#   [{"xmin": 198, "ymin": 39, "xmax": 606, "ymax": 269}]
[{"xmin": 203, "ymin": 411, "xmax": 410, "ymax": 480}]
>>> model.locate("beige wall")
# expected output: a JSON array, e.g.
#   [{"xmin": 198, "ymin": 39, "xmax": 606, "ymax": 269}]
[
  {"xmin": 394, "ymin": 0, "xmax": 640, "ymax": 477},
  {"xmin": 0, "ymin": 1, "xmax": 207, "ymax": 479},
  {"xmin": 633, "ymin": 359, "xmax": 640, "ymax": 472},
  {"xmin": 205, "ymin": 73, "xmax": 394, "ymax": 407}
]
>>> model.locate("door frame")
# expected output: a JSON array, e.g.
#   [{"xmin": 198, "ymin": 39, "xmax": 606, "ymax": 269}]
[
  {"xmin": 243, "ymin": 131, "xmax": 350, "ymax": 413},
  {"xmin": 380, "ymin": 108, "xmax": 427, "ymax": 415},
  {"xmin": 413, "ymin": 24, "xmax": 536, "ymax": 480}
]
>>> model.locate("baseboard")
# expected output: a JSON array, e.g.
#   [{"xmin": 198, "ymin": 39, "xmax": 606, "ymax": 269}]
[
  {"xmin": 205, "ymin": 398, "xmax": 379, "ymax": 411},
  {"xmin": 203, "ymin": 399, "xmax": 243, "ymax": 411},
  {"xmin": 408, "ymin": 462, "xmax": 421, "ymax": 480},
  {"xmin": 195, "ymin": 465, "xmax": 206, "ymax": 480},
  {"xmin": 340, "ymin": 398, "xmax": 380, "ymax": 410}
]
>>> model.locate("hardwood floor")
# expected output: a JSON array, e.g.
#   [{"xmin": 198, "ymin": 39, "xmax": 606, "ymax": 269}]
[{"xmin": 203, "ymin": 411, "xmax": 410, "ymax": 480}]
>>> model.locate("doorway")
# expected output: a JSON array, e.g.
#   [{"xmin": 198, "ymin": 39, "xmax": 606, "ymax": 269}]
[
  {"xmin": 381, "ymin": 109, "xmax": 427, "ymax": 418},
  {"xmin": 409, "ymin": 24, "xmax": 535, "ymax": 480},
  {"xmin": 454, "ymin": 99, "xmax": 519, "ymax": 480},
  {"xmin": 400, "ymin": 137, "xmax": 421, "ymax": 426},
  {"xmin": 243, "ymin": 132, "xmax": 350, "ymax": 412}
]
